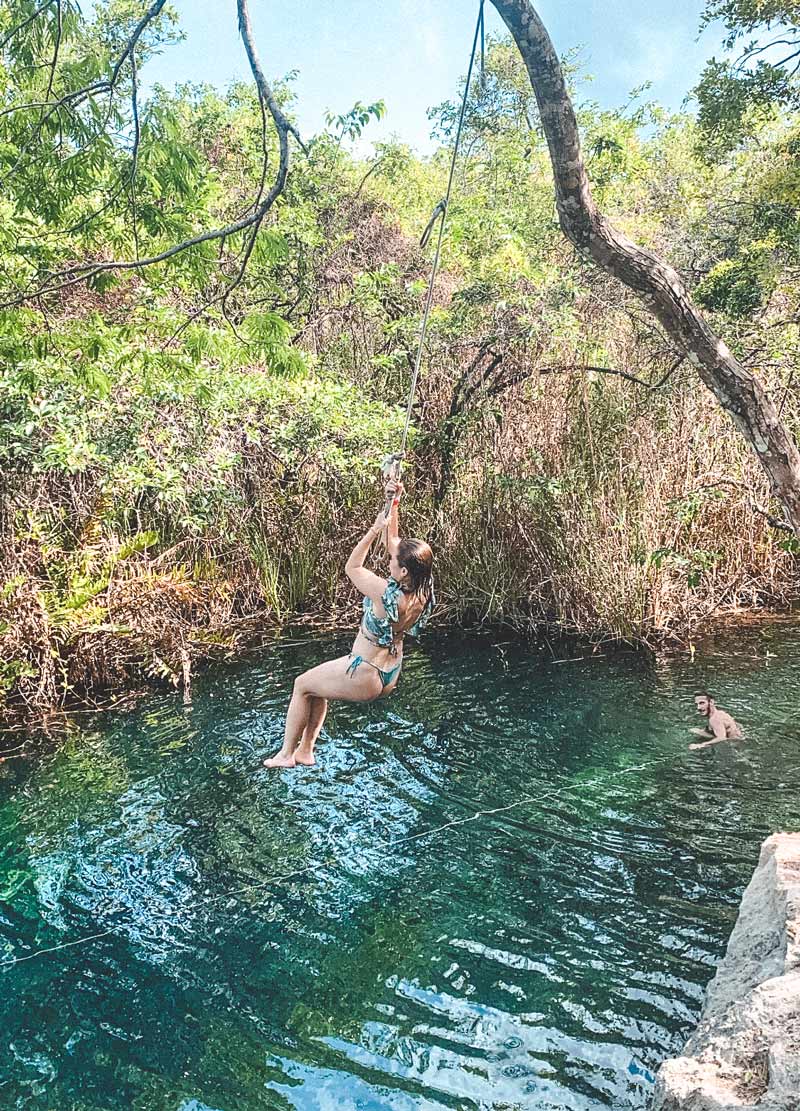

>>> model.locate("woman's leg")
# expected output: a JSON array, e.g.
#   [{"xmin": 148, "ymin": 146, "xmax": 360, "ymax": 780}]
[
  {"xmin": 263, "ymin": 656, "xmax": 381, "ymax": 768},
  {"xmin": 264, "ymin": 680, "xmax": 314, "ymax": 768},
  {"xmin": 294, "ymin": 697, "xmax": 328, "ymax": 766}
]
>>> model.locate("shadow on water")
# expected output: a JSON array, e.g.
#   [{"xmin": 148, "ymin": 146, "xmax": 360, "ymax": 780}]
[{"xmin": 1, "ymin": 623, "xmax": 799, "ymax": 1109}]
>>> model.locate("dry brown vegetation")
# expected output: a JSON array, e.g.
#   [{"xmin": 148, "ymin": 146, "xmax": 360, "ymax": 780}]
[{"xmin": 1, "ymin": 18, "xmax": 798, "ymax": 726}]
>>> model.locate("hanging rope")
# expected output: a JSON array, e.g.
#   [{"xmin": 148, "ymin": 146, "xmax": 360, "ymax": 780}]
[
  {"xmin": 388, "ymin": 0, "xmax": 485, "ymax": 488},
  {"xmin": 479, "ymin": 0, "xmax": 485, "ymax": 86}
]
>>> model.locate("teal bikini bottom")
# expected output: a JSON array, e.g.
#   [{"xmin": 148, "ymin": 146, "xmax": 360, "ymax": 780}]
[{"xmin": 346, "ymin": 654, "xmax": 401, "ymax": 689}]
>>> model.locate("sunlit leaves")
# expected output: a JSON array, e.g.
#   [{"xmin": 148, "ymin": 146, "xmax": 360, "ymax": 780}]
[
  {"xmin": 696, "ymin": 1, "xmax": 800, "ymax": 154},
  {"xmin": 324, "ymin": 99, "xmax": 386, "ymax": 143},
  {"xmin": 242, "ymin": 311, "xmax": 307, "ymax": 375},
  {"xmin": 694, "ymin": 251, "xmax": 770, "ymax": 317}
]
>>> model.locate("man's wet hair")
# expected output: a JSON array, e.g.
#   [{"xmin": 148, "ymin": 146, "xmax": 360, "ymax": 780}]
[{"xmin": 695, "ymin": 691, "xmax": 713, "ymax": 701}]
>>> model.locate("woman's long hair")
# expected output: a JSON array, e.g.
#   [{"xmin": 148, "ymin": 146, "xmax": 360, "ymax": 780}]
[{"xmin": 397, "ymin": 538, "xmax": 434, "ymax": 604}]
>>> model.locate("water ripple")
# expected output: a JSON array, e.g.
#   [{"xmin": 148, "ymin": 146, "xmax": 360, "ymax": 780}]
[{"xmin": 1, "ymin": 624, "xmax": 799, "ymax": 1108}]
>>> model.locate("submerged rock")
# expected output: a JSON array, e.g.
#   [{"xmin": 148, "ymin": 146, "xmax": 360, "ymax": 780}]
[{"xmin": 653, "ymin": 832, "xmax": 800, "ymax": 1111}]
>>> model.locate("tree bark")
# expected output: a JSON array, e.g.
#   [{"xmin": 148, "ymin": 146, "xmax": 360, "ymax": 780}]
[{"xmin": 490, "ymin": 0, "xmax": 800, "ymax": 534}]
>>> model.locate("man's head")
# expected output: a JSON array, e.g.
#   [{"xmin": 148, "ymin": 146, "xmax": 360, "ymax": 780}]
[{"xmin": 695, "ymin": 692, "xmax": 715, "ymax": 717}]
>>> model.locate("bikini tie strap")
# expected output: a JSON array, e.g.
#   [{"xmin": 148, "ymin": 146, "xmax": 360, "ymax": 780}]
[{"xmin": 346, "ymin": 655, "xmax": 362, "ymax": 677}]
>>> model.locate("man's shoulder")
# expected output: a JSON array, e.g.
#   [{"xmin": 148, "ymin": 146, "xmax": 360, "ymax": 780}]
[
  {"xmin": 708, "ymin": 708, "xmax": 731, "ymax": 733},
  {"xmin": 716, "ymin": 709, "xmax": 743, "ymax": 736}
]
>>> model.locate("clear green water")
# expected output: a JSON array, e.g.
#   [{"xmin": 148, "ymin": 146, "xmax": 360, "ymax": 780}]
[{"xmin": 1, "ymin": 624, "xmax": 799, "ymax": 1111}]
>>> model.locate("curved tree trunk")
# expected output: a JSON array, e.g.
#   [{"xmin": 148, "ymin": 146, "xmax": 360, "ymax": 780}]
[{"xmin": 490, "ymin": 0, "xmax": 800, "ymax": 534}]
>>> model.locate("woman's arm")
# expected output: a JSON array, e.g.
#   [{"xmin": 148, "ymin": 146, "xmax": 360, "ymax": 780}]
[
  {"xmin": 383, "ymin": 480, "xmax": 403, "ymax": 557},
  {"xmin": 345, "ymin": 511, "xmax": 389, "ymax": 606}
]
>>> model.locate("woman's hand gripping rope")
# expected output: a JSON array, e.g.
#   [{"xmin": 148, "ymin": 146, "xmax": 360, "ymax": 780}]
[
  {"xmin": 380, "ymin": 452, "xmax": 404, "ymax": 521},
  {"xmin": 378, "ymin": 478, "xmax": 403, "ymax": 553},
  {"xmin": 377, "ymin": 450, "xmax": 404, "ymax": 551}
]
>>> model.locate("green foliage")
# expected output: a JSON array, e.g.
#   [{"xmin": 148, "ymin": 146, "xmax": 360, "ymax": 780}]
[
  {"xmin": 1, "ymin": 4, "xmax": 800, "ymax": 720},
  {"xmin": 0, "ymin": 659, "xmax": 37, "ymax": 698},
  {"xmin": 668, "ymin": 488, "xmax": 727, "ymax": 525},
  {"xmin": 696, "ymin": 58, "xmax": 797, "ymax": 154},
  {"xmin": 696, "ymin": 1, "xmax": 800, "ymax": 154},
  {"xmin": 694, "ymin": 249, "xmax": 772, "ymax": 317},
  {"xmin": 701, "ymin": 2, "xmax": 800, "ymax": 40},
  {"xmin": 648, "ymin": 545, "xmax": 723, "ymax": 589},
  {"xmin": 324, "ymin": 100, "xmax": 386, "ymax": 142},
  {"xmin": 242, "ymin": 312, "xmax": 306, "ymax": 374}
]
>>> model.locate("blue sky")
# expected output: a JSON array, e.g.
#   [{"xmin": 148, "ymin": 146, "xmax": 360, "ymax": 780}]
[{"xmin": 143, "ymin": 1, "xmax": 725, "ymax": 151}]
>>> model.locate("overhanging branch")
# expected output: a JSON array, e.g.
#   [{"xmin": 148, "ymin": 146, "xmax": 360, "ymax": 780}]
[
  {"xmin": 0, "ymin": 0, "xmax": 301, "ymax": 311},
  {"xmin": 539, "ymin": 356, "xmax": 685, "ymax": 390},
  {"xmin": 490, "ymin": 0, "xmax": 800, "ymax": 534},
  {"xmin": 0, "ymin": 0, "xmax": 57, "ymax": 51}
]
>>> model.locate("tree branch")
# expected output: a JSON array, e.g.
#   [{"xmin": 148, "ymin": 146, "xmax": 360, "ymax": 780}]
[
  {"xmin": 538, "ymin": 356, "xmax": 685, "ymax": 389},
  {"xmin": 0, "ymin": 0, "xmax": 300, "ymax": 312},
  {"xmin": 0, "ymin": 0, "xmax": 169, "ymax": 194},
  {"xmin": 44, "ymin": 0, "xmax": 63, "ymax": 103},
  {"xmin": 491, "ymin": 0, "xmax": 800, "ymax": 534},
  {"xmin": 109, "ymin": 0, "xmax": 169, "ymax": 88},
  {"xmin": 129, "ymin": 46, "xmax": 141, "ymax": 260},
  {"xmin": 0, "ymin": 0, "xmax": 56, "ymax": 51},
  {"xmin": 355, "ymin": 154, "xmax": 386, "ymax": 197},
  {"xmin": 687, "ymin": 478, "xmax": 793, "ymax": 533},
  {"xmin": 735, "ymin": 35, "xmax": 800, "ymax": 70}
]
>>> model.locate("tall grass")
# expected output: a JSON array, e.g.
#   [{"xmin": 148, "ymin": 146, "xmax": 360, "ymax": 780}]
[{"xmin": 1, "ymin": 208, "xmax": 797, "ymax": 724}]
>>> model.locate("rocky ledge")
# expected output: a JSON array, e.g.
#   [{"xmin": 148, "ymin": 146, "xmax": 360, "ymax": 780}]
[{"xmin": 653, "ymin": 832, "xmax": 800, "ymax": 1111}]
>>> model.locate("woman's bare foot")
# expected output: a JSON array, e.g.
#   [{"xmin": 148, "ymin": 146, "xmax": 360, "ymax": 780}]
[
  {"xmin": 263, "ymin": 751, "xmax": 296, "ymax": 768},
  {"xmin": 293, "ymin": 750, "xmax": 316, "ymax": 767}
]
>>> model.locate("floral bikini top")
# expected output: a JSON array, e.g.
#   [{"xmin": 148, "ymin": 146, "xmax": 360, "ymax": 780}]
[{"xmin": 360, "ymin": 576, "xmax": 435, "ymax": 654}]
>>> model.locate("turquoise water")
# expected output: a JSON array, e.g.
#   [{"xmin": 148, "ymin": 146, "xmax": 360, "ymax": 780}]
[{"xmin": 1, "ymin": 623, "xmax": 799, "ymax": 1110}]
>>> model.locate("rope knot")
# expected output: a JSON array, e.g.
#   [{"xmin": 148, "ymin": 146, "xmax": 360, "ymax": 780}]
[{"xmin": 420, "ymin": 199, "xmax": 447, "ymax": 249}]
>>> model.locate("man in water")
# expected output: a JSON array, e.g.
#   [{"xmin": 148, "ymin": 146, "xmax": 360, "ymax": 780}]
[{"xmin": 689, "ymin": 692, "xmax": 744, "ymax": 750}]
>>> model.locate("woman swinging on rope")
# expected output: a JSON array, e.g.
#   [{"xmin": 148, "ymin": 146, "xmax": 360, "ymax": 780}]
[
  {"xmin": 261, "ymin": 0, "xmax": 481, "ymax": 772},
  {"xmin": 263, "ymin": 480, "xmax": 434, "ymax": 768}
]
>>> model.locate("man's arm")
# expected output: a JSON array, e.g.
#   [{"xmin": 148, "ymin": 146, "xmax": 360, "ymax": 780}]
[
  {"xmin": 689, "ymin": 736, "xmax": 728, "ymax": 750},
  {"xmin": 689, "ymin": 714, "xmax": 729, "ymax": 749}
]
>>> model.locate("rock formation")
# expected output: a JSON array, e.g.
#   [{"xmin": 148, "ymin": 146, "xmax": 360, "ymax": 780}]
[{"xmin": 653, "ymin": 832, "xmax": 800, "ymax": 1110}]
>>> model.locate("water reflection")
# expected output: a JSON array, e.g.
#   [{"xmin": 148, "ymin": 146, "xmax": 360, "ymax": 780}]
[{"xmin": 1, "ymin": 624, "xmax": 799, "ymax": 1109}]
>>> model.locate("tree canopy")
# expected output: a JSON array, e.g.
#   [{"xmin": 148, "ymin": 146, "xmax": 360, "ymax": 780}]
[
  {"xmin": 696, "ymin": 0, "xmax": 800, "ymax": 153},
  {"xmin": 1, "ymin": 0, "xmax": 799, "ymax": 717}
]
